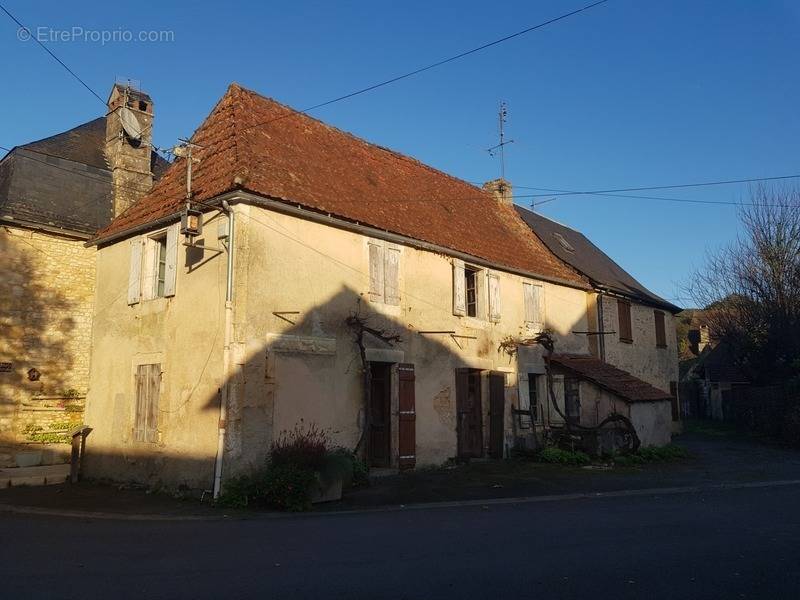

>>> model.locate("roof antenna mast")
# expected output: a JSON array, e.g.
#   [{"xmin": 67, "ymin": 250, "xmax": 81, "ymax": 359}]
[{"xmin": 486, "ymin": 101, "xmax": 514, "ymax": 180}]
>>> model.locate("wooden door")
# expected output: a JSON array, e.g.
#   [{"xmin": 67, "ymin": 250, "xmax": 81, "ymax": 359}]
[
  {"xmin": 398, "ymin": 364, "xmax": 416, "ymax": 470},
  {"xmin": 456, "ymin": 369, "xmax": 483, "ymax": 458},
  {"xmin": 489, "ymin": 372, "xmax": 505, "ymax": 458},
  {"xmin": 369, "ymin": 362, "xmax": 391, "ymax": 467}
]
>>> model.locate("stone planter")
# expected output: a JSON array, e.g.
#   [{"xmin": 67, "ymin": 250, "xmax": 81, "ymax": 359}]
[
  {"xmin": 311, "ymin": 473, "xmax": 343, "ymax": 504},
  {"xmin": 15, "ymin": 450, "xmax": 43, "ymax": 468}
]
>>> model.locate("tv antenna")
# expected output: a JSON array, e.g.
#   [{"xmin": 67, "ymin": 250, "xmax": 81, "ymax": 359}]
[{"xmin": 486, "ymin": 101, "xmax": 514, "ymax": 180}]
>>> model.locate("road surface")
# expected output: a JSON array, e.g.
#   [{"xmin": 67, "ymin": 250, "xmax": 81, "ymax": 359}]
[{"xmin": 3, "ymin": 482, "xmax": 799, "ymax": 599}]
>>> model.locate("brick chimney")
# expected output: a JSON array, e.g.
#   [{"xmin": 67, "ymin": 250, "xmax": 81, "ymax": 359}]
[
  {"xmin": 105, "ymin": 83, "xmax": 155, "ymax": 216},
  {"xmin": 483, "ymin": 178, "xmax": 513, "ymax": 206}
]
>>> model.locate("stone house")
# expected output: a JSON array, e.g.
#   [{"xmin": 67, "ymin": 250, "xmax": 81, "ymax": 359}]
[
  {"xmin": 515, "ymin": 207, "xmax": 681, "ymax": 443},
  {"xmin": 82, "ymin": 84, "xmax": 678, "ymax": 493},
  {"xmin": 0, "ymin": 84, "xmax": 167, "ymax": 467}
]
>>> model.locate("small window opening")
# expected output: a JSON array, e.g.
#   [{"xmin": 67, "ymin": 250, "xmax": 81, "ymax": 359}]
[{"xmin": 465, "ymin": 267, "xmax": 479, "ymax": 317}]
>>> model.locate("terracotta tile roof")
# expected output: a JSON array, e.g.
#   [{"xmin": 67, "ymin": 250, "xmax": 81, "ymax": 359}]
[
  {"xmin": 96, "ymin": 84, "xmax": 587, "ymax": 287},
  {"xmin": 551, "ymin": 354, "xmax": 673, "ymax": 403}
]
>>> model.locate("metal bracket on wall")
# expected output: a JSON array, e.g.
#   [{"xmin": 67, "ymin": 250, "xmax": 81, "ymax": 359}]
[{"xmin": 272, "ymin": 311, "xmax": 301, "ymax": 325}]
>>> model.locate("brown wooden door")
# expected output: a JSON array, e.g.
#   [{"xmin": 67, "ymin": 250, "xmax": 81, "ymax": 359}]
[
  {"xmin": 369, "ymin": 362, "xmax": 391, "ymax": 467},
  {"xmin": 456, "ymin": 369, "xmax": 483, "ymax": 458},
  {"xmin": 489, "ymin": 372, "xmax": 505, "ymax": 458},
  {"xmin": 398, "ymin": 364, "xmax": 416, "ymax": 470}
]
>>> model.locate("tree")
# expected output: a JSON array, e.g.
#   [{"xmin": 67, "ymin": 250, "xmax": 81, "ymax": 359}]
[{"xmin": 686, "ymin": 186, "xmax": 800, "ymax": 383}]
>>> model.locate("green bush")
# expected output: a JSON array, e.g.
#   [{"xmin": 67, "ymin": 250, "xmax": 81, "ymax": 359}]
[
  {"xmin": 536, "ymin": 447, "xmax": 591, "ymax": 465},
  {"xmin": 613, "ymin": 444, "xmax": 689, "ymax": 466},
  {"xmin": 262, "ymin": 464, "xmax": 317, "ymax": 512},
  {"xmin": 326, "ymin": 447, "xmax": 369, "ymax": 488},
  {"xmin": 217, "ymin": 474, "xmax": 262, "ymax": 509}
]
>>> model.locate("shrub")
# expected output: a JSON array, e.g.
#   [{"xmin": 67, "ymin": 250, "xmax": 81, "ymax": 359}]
[
  {"xmin": 217, "ymin": 474, "xmax": 262, "ymax": 509},
  {"xmin": 262, "ymin": 463, "xmax": 317, "ymax": 512},
  {"xmin": 269, "ymin": 422, "xmax": 329, "ymax": 471},
  {"xmin": 613, "ymin": 444, "xmax": 689, "ymax": 466},
  {"xmin": 536, "ymin": 447, "xmax": 591, "ymax": 465},
  {"xmin": 326, "ymin": 447, "xmax": 369, "ymax": 488}
]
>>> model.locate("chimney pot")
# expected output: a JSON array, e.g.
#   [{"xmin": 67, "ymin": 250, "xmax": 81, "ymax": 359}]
[{"xmin": 483, "ymin": 178, "xmax": 513, "ymax": 206}]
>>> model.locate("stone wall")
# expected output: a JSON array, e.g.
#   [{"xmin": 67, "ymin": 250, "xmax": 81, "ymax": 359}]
[{"xmin": 0, "ymin": 225, "xmax": 95, "ymax": 466}]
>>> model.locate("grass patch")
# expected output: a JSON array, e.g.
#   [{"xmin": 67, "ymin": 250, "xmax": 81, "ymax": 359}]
[
  {"xmin": 535, "ymin": 447, "xmax": 591, "ymax": 466},
  {"xmin": 612, "ymin": 444, "xmax": 690, "ymax": 466}
]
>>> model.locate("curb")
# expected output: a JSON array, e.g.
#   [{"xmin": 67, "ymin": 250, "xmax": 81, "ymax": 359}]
[{"xmin": 2, "ymin": 478, "xmax": 800, "ymax": 522}]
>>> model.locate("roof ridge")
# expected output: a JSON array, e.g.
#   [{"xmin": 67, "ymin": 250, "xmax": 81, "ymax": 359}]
[{"xmin": 232, "ymin": 84, "xmax": 489, "ymax": 199}]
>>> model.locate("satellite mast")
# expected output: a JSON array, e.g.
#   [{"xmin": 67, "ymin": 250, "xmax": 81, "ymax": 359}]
[{"xmin": 486, "ymin": 101, "xmax": 514, "ymax": 180}]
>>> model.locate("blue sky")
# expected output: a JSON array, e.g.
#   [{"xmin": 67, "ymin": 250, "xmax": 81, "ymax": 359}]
[{"xmin": 2, "ymin": 0, "xmax": 799, "ymax": 305}]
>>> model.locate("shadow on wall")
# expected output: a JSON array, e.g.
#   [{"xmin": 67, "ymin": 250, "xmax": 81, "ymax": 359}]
[
  {"xmin": 0, "ymin": 229, "xmax": 79, "ymax": 465},
  {"xmin": 86, "ymin": 284, "xmax": 527, "ymax": 492}
]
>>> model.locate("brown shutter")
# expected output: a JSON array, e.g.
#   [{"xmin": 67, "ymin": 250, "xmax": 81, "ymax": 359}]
[
  {"xmin": 146, "ymin": 365, "xmax": 161, "ymax": 443},
  {"xmin": 617, "ymin": 299, "xmax": 632, "ymax": 342},
  {"xmin": 654, "ymin": 310, "xmax": 666, "ymax": 348},
  {"xmin": 455, "ymin": 368, "xmax": 469, "ymax": 456},
  {"xmin": 670, "ymin": 380, "xmax": 679, "ymax": 421},
  {"xmin": 134, "ymin": 364, "xmax": 161, "ymax": 443},
  {"xmin": 488, "ymin": 373, "xmax": 505, "ymax": 458},
  {"xmin": 398, "ymin": 364, "xmax": 416, "ymax": 470},
  {"xmin": 134, "ymin": 366, "xmax": 146, "ymax": 442}
]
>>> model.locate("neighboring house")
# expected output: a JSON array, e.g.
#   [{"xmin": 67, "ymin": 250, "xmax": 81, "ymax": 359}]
[
  {"xmin": 684, "ymin": 342, "xmax": 749, "ymax": 420},
  {"xmin": 0, "ymin": 84, "xmax": 167, "ymax": 467},
  {"xmin": 515, "ymin": 207, "xmax": 681, "ymax": 438},
  {"xmin": 82, "ymin": 84, "xmax": 677, "ymax": 493}
]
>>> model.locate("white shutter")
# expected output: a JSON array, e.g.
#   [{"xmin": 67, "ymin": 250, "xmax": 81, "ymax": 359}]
[
  {"xmin": 488, "ymin": 272, "xmax": 501, "ymax": 322},
  {"xmin": 164, "ymin": 223, "xmax": 179, "ymax": 297},
  {"xmin": 533, "ymin": 285, "xmax": 544, "ymax": 330},
  {"xmin": 384, "ymin": 246, "xmax": 400, "ymax": 306},
  {"xmin": 368, "ymin": 242, "xmax": 384, "ymax": 302},
  {"xmin": 549, "ymin": 374, "xmax": 565, "ymax": 425},
  {"xmin": 524, "ymin": 283, "xmax": 544, "ymax": 330},
  {"xmin": 452, "ymin": 259, "xmax": 466, "ymax": 316},
  {"xmin": 127, "ymin": 238, "xmax": 143, "ymax": 305}
]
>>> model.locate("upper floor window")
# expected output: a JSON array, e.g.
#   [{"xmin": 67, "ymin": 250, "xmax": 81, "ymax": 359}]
[
  {"xmin": 523, "ymin": 282, "xmax": 544, "ymax": 331},
  {"xmin": 127, "ymin": 224, "xmax": 178, "ymax": 305},
  {"xmin": 617, "ymin": 298, "xmax": 632, "ymax": 343},
  {"xmin": 654, "ymin": 310, "xmax": 667, "ymax": 348},
  {"xmin": 368, "ymin": 240, "xmax": 401, "ymax": 306},
  {"xmin": 452, "ymin": 260, "xmax": 501, "ymax": 321}
]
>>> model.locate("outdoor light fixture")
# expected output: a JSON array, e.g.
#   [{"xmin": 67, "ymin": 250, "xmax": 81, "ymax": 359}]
[{"xmin": 181, "ymin": 206, "xmax": 203, "ymax": 237}]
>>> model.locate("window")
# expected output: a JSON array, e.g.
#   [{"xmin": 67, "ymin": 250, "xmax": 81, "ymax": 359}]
[
  {"xmin": 127, "ymin": 224, "xmax": 179, "ymax": 305},
  {"xmin": 654, "ymin": 310, "xmax": 667, "ymax": 348},
  {"xmin": 564, "ymin": 375, "xmax": 581, "ymax": 424},
  {"xmin": 527, "ymin": 374, "xmax": 539, "ymax": 422},
  {"xmin": 523, "ymin": 282, "xmax": 544, "ymax": 330},
  {"xmin": 134, "ymin": 363, "xmax": 161, "ymax": 443},
  {"xmin": 465, "ymin": 267, "xmax": 478, "ymax": 317},
  {"xmin": 368, "ymin": 240, "xmax": 401, "ymax": 305},
  {"xmin": 617, "ymin": 299, "xmax": 632, "ymax": 343}
]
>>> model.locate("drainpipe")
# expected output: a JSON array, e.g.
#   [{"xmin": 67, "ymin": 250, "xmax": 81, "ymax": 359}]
[
  {"xmin": 597, "ymin": 293, "xmax": 606, "ymax": 362},
  {"xmin": 213, "ymin": 202, "xmax": 235, "ymax": 498}
]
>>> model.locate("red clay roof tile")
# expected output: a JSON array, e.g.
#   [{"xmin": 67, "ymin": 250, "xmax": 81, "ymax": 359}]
[{"xmin": 96, "ymin": 84, "xmax": 587, "ymax": 286}]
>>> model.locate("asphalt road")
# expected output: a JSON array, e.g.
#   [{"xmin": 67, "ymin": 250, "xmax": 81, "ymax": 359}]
[{"xmin": 3, "ymin": 483, "xmax": 799, "ymax": 600}]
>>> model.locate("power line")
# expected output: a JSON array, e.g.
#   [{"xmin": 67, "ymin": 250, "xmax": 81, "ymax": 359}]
[
  {"xmin": 517, "ymin": 173, "xmax": 800, "ymax": 197},
  {"xmin": 229, "ymin": 0, "xmax": 611, "ymax": 138},
  {"xmin": 0, "ymin": 3, "xmax": 105, "ymax": 105},
  {"xmin": 530, "ymin": 191, "xmax": 759, "ymax": 208}
]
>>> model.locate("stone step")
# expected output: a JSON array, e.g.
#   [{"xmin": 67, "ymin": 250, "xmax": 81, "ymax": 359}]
[{"xmin": 0, "ymin": 464, "xmax": 70, "ymax": 488}]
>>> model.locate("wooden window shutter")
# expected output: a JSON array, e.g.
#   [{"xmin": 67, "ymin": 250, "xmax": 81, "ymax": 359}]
[
  {"xmin": 654, "ymin": 310, "xmax": 666, "ymax": 348},
  {"xmin": 617, "ymin": 299, "xmax": 632, "ymax": 342},
  {"xmin": 134, "ymin": 364, "xmax": 161, "ymax": 443},
  {"xmin": 524, "ymin": 283, "xmax": 544, "ymax": 329},
  {"xmin": 398, "ymin": 364, "xmax": 416, "ymax": 470},
  {"xmin": 384, "ymin": 246, "xmax": 401, "ymax": 306},
  {"xmin": 549, "ymin": 374, "xmax": 565, "ymax": 424},
  {"xmin": 452, "ymin": 259, "xmax": 466, "ymax": 316},
  {"xmin": 368, "ymin": 242, "xmax": 384, "ymax": 302},
  {"xmin": 488, "ymin": 272, "xmax": 501, "ymax": 322},
  {"xmin": 163, "ymin": 223, "xmax": 179, "ymax": 297},
  {"xmin": 127, "ymin": 238, "xmax": 143, "ymax": 305},
  {"xmin": 669, "ymin": 380, "xmax": 679, "ymax": 421}
]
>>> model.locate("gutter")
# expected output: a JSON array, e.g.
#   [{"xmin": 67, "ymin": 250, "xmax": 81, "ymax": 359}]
[
  {"xmin": 593, "ymin": 284, "xmax": 681, "ymax": 314},
  {"xmin": 89, "ymin": 191, "xmax": 591, "ymax": 291}
]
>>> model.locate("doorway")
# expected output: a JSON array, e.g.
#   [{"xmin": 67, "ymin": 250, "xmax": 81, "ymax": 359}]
[
  {"xmin": 456, "ymin": 369, "xmax": 483, "ymax": 458},
  {"xmin": 488, "ymin": 372, "xmax": 505, "ymax": 458},
  {"xmin": 369, "ymin": 362, "xmax": 392, "ymax": 467}
]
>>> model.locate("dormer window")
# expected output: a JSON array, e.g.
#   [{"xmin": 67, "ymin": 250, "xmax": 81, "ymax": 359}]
[{"xmin": 553, "ymin": 232, "xmax": 575, "ymax": 253}]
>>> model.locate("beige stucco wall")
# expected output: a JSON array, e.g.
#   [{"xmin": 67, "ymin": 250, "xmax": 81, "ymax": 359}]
[
  {"xmin": 600, "ymin": 295, "xmax": 679, "ymax": 394},
  {"xmin": 83, "ymin": 213, "xmax": 228, "ymax": 489},
  {"xmin": 226, "ymin": 204, "xmax": 592, "ymax": 474},
  {"xmin": 0, "ymin": 226, "xmax": 93, "ymax": 466}
]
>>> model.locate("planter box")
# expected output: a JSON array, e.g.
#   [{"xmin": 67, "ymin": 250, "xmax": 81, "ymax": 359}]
[
  {"xmin": 15, "ymin": 451, "xmax": 43, "ymax": 468},
  {"xmin": 311, "ymin": 474, "xmax": 343, "ymax": 504}
]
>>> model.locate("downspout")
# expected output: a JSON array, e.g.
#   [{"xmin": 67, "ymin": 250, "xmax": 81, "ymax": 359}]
[
  {"xmin": 213, "ymin": 202, "xmax": 235, "ymax": 498},
  {"xmin": 597, "ymin": 293, "xmax": 606, "ymax": 362}
]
